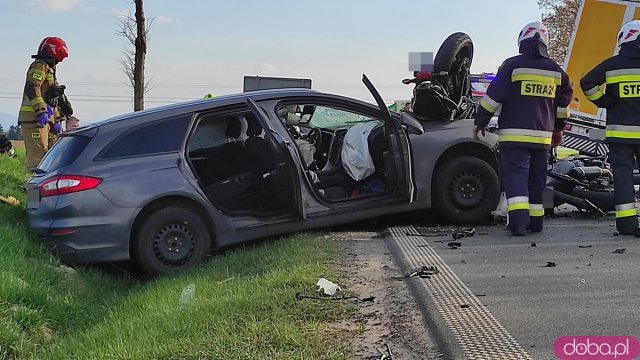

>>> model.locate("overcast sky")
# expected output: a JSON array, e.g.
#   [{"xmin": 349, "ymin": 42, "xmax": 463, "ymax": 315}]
[{"xmin": 0, "ymin": 0, "xmax": 542, "ymax": 124}]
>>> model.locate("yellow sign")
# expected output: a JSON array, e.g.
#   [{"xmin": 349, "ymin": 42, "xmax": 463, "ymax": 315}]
[
  {"xmin": 521, "ymin": 81, "xmax": 556, "ymax": 98},
  {"xmin": 564, "ymin": 0, "xmax": 629, "ymax": 118},
  {"xmin": 619, "ymin": 82, "xmax": 640, "ymax": 97}
]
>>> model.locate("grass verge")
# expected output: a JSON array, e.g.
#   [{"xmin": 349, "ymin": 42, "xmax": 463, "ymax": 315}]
[{"xmin": 0, "ymin": 149, "xmax": 354, "ymax": 360}]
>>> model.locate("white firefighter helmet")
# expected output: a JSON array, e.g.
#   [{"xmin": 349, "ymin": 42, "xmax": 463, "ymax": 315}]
[
  {"xmin": 518, "ymin": 21, "xmax": 549, "ymax": 47},
  {"xmin": 617, "ymin": 20, "xmax": 640, "ymax": 47}
]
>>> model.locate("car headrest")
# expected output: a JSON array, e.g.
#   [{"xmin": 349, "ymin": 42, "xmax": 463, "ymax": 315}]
[
  {"xmin": 245, "ymin": 113, "xmax": 262, "ymax": 137},
  {"xmin": 225, "ymin": 115, "xmax": 242, "ymax": 138}
]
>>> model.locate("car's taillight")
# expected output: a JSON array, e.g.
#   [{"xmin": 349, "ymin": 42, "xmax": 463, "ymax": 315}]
[{"xmin": 39, "ymin": 175, "xmax": 102, "ymax": 197}]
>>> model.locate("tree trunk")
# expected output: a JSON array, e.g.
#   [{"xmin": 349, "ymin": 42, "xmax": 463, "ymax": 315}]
[{"xmin": 134, "ymin": 0, "xmax": 147, "ymax": 111}]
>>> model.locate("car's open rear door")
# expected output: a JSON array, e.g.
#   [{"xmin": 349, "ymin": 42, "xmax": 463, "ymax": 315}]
[
  {"xmin": 362, "ymin": 74, "xmax": 415, "ymax": 202},
  {"xmin": 246, "ymin": 98, "xmax": 306, "ymax": 218}
]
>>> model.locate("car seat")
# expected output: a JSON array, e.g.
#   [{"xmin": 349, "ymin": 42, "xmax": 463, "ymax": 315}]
[
  {"xmin": 219, "ymin": 115, "xmax": 245, "ymax": 173},
  {"xmin": 244, "ymin": 113, "xmax": 281, "ymax": 208}
]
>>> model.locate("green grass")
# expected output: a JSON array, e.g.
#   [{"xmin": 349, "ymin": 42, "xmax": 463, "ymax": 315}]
[{"xmin": 0, "ymin": 150, "xmax": 354, "ymax": 360}]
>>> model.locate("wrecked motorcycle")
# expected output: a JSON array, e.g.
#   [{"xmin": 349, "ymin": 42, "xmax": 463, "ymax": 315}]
[
  {"xmin": 402, "ymin": 32, "xmax": 476, "ymax": 121},
  {"xmin": 546, "ymin": 152, "xmax": 616, "ymax": 215}
]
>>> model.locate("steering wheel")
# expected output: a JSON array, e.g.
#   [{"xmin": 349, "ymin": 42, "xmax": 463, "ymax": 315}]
[{"xmin": 305, "ymin": 128, "xmax": 322, "ymax": 149}]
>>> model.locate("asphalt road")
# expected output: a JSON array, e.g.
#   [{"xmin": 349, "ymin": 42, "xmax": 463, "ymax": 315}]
[{"xmin": 390, "ymin": 211, "xmax": 640, "ymax": 359}]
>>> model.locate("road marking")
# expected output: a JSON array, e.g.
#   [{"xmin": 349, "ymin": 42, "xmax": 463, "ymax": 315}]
[{"xmin": 387, "ymin": 226, "xmax": 532, "ymax": 360}]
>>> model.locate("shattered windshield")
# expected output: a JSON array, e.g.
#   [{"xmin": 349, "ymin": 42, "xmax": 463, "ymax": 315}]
[{"xmin": 308, "ymin": 106, "xmax": 379, "ymax": 129}]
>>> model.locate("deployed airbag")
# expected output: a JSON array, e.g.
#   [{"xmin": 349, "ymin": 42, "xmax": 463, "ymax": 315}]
[{"xmin": 341, "ymin": 122, "xmax": 379, "ymax": 181}]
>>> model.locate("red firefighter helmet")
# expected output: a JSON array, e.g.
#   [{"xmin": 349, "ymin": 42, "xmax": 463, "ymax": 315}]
[{"xmin": 38, "ymin": 37, "xmax": 69, "ymax": 62}]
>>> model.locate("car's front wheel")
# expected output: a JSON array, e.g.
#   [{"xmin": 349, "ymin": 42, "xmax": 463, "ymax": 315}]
[
  {"xmin": 133, "ymin": 206, "xmax": 211, "ymax": 276},
  {"xmin": 432, "ymin": 156, "xmax": 500, "ymax": 224}
]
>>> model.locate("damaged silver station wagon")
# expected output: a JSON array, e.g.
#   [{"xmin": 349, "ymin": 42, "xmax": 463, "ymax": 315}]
[{"xmin": 26, "ymin": 72, "xmax": 500, "ymax": 276}]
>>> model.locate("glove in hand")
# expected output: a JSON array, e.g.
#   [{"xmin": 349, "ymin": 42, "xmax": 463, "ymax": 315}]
[{"xmin": 36, "ymin": 112, "xmax": 49, "ymax": 127}]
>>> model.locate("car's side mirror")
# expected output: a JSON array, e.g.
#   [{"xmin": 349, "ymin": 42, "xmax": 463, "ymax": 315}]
[{"xmin": 400, "ymin": 112, "xmax": 424, "ymax": 135}]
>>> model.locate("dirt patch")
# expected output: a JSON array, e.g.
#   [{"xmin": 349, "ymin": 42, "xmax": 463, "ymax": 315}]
[{"xmin": 330, "ymin": 231, "xmax": 441, "ymax": 359}]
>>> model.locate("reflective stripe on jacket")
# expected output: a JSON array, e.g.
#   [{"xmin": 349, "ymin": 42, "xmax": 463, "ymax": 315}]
[
  {"xmin": 580, "ymin": 45, "xmax": 640, "ymax": 144},
  {"xmin": 18, "ymin": 59, "xmax": 56, "ymax": 123},
  {"xmin": 475, "ymin": 53, "xmax": 573, "ymax": 149}
]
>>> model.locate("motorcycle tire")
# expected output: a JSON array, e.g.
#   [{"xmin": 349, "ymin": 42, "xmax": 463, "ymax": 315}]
[
  {"xmin": 569, "ymin": 187, "xmax": 615, "ymax": 213},
  {"xmin": 433, "ymin": 32, "xmax": 474, "ymax": 103}
]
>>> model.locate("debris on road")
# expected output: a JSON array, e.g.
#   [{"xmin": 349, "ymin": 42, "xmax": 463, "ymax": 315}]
[
  {"xmin": 295, "ymin": 292, "xmax": 375, "ymax": 302},
  {"xmin": 544, "ymin": 262, "xmax": 557, "ymax": 268},
  {"xmin": 317, "ymin": 278, "xmax": 341, "ymax": 295},
  {"xmin": 452, "ymin": 228, "xmax": 476, "ymax": 240},
  {"xmin": 406, "ymin": 265, "xmax": 439, "ymax": 278},
  {"xmin": 405, "ymin": 231, "xmax": 446, "ymax": 237},
  {"xmin": 448, "ymin": 241, "xmax": 462, "ymax": 249},
  {"xmin": 367, "ymin": 343, "xmax": 393, "ymax": 360},
  {"xmin": 578, "ymin": 245, "xmax": 593, "ymax": 248},
  {"xmin": 459, "ymin": 304, "xmax": 471, "ymax": 308},
  {"xmin": 612, "ymin": 248, "xmax": 626, "ymax": 254},
  {"xmin": 531, "ymin": 242, "xmax": 537, "ymax": 247}
]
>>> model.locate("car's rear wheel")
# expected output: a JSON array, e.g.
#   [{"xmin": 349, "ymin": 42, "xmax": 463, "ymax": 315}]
[
  {"xmin": 133, "ymin": 206, "xmax": 211, "ymax": 276},
  {"xmin": 432, "ymin": 156, "xmax": 500, "ymax": 224}
]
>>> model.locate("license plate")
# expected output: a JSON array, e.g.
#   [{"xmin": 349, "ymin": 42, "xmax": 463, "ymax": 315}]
[
  {"xmin": 570, "ymin": 125, "xmax": 590, "ymax": 136},
  {"xmin": 27, "ymin": 186, "xmax": 40, "ymax": 209}
]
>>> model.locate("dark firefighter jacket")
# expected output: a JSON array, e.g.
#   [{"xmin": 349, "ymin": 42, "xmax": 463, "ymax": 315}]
[
  {"xmin": 475, "ymin": 41, "xmax": 573, "ymax": 149},
  {"xmin": 580, "ymin": 44, "xmax": 640, "ymax": 144}
]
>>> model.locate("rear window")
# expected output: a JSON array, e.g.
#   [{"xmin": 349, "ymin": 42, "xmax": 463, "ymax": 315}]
[
  {"xmin": 38, "ymin": 135, "xmax": 92, "ymax": 172},
  {"xmin": 100, "ymin": 115, "xmax": 191, "ymax": 159}
]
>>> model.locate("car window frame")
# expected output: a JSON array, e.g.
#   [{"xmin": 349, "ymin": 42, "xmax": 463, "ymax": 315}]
[{"xmin": 96, "ymin": 114, "xmax": 192, "ymax": 161}]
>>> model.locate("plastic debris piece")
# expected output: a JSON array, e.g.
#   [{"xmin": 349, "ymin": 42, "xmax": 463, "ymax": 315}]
[
  {"xmin": 452, "ymin": 228, "xmax": 476, "ymax": 240},
  {"xmin": 531, "ymin": 242, "xmax": 537, "ymax": 247},
  {"xmin": 612, "ymin": 248, "xmax": 626, "ymax": 254},
  {"xmin": 578, "ymin": 245, "xmax": 593, "ymax": 248},
  {"xmin": 406, "ymin": 265, "xmax": 439, "ymax": 278},
  {"xmin": 544, "ymin": 262, "xmax": 557, "ymax": 267},
  {"xmin": 178, "ymin": 283, "xmax": 196, "ymax": 309},
  {"xmin": 0, "ymin": 195, "xmax": 20, "ymax": 206},
  {"xmin": 316, "ymin": 278, "xmax": 341, "ymax": 296}
]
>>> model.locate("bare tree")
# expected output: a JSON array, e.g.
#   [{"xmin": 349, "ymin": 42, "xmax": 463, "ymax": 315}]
[
  {"xmin": 538, "ymin": 0, "xmax": 582, "ymax": 64},
  {"xmin": 116, "ymin": 0, "xmax": 152, "ymax": 111}
]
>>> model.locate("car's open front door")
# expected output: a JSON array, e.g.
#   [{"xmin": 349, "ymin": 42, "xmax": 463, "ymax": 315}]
[
  {"xmin": 246, "ymin": 98, "xmax": 306, "ymax": 218},
  {"xmin": 362, "ymin": 74, "xmax": 416, "ymax": 202}
]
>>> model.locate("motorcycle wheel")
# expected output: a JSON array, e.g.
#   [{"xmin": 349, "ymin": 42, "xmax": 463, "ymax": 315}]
[
  {"xmin": 433, "ymin": 32, "xmax": 474, "ymax": 103},
  {"xmin": 569, "ymin": 187, "xmax": 615, "ymax": 213}
]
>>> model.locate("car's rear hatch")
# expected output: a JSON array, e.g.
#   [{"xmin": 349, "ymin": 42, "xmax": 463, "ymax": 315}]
[{"xmin": 26, "ymin": 126, "xmax": 97, "ymax": 217}]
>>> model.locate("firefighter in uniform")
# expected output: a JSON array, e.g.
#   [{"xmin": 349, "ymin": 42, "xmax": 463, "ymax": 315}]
[
  {"xmin": 474, "ymin": 21, "xmax": 573, "ymax": 236},
  {"xmin": 581, "ymin": 20, "xmax": 640, "ymax": 235},
  {"xmin": 18, "ymin": 37, "xmax": 69, "ymax": 172}
]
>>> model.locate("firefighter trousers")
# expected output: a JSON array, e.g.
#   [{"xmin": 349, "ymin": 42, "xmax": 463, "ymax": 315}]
[
  {"xmin": 500, "ymin": 146, "xmax": 549, "ymax": 233},
  {"xmin": 608, "ymin": 143, "xmax": 640, "ymax": 234},
  {"xmin": 21, "ymin": 121, "xmax": 56, "ymax": 173}
]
